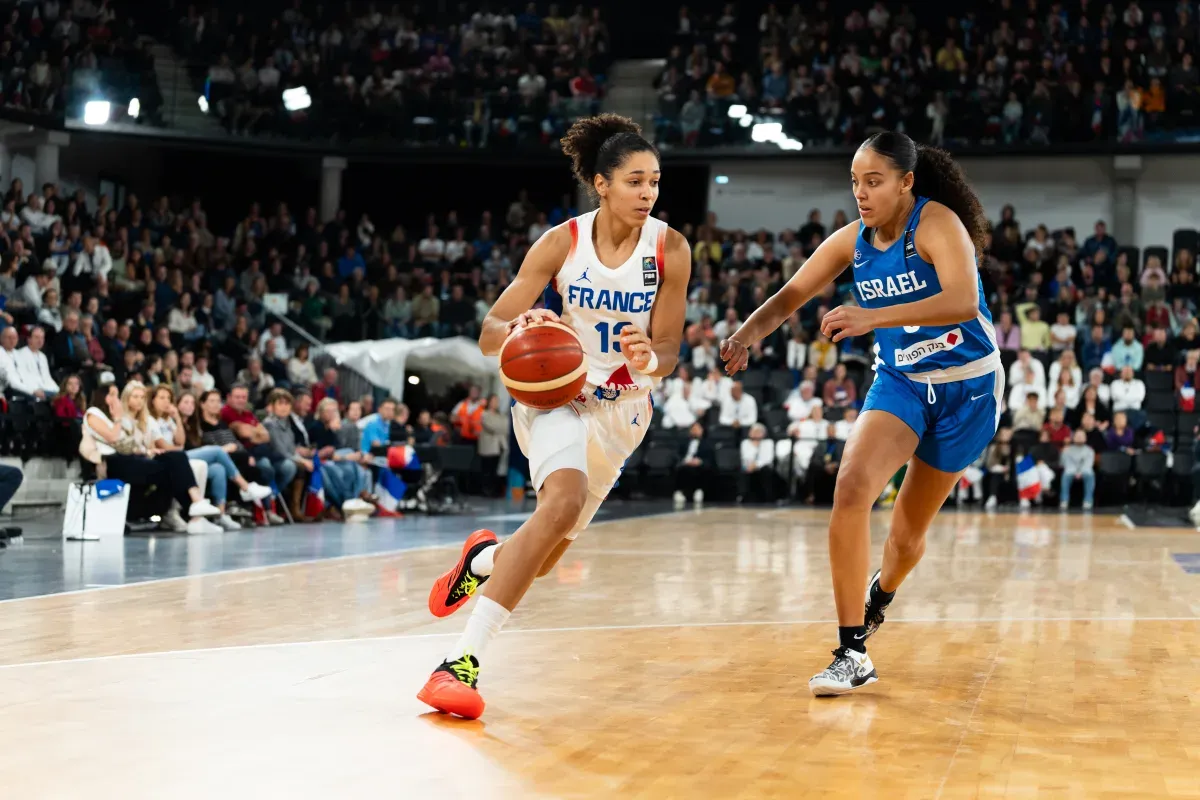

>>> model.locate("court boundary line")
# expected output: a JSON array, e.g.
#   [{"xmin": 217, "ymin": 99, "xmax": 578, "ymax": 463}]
[
  {"xmin": 0, "ymin": 614, "xmax": 1195, "ymax": 672},
  {"xmin": 0, "ymin": 508, "xmax": 688, "ymax": 606}
]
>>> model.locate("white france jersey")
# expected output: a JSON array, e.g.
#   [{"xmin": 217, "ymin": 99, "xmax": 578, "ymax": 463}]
[{"xmin": 542, "ymin": 209, "xmax": 669, "ymax": 403}]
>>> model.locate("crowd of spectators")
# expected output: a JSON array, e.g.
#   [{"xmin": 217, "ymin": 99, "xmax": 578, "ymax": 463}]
[
  {"xmin": 654, "ymin": 0, "xmax": 1200, "ymax": 149},
  {"xmin": 1, "ymin": 0, "xmax": 161, "ymax": 124},
  {"xmin": 173, "ymin": 2, "xmax": 608, "ymax": 145}
]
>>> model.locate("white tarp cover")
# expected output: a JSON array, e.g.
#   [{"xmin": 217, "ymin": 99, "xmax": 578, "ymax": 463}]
[{"xmin": 315, "ymin": 337, "xmax": 499, "ymax": 401}]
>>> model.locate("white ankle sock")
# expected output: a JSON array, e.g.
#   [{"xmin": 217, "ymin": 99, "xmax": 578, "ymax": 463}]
[
  {"xmin": 447, "ymin": 596, "xmax": 510, "ymax": 662},
  {"xmin": 469, "ymin": 542, "xmax": 497, "ymax": 577}
]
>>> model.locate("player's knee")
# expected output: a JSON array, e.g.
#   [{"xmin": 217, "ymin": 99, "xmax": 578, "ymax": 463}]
[
  {"xmin": 832, "ymin": 473, "xmax": 878, "ymax": 511},
  {"xmin": 889, "ymin": 528, "xmax": 926, "ymax": 560},
  {"xmin": 535, "ymin": 492, "xmax": 586, "ymax": 540}
]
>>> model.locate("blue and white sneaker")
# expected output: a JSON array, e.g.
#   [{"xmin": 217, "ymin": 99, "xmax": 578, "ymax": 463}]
[{"xmin": 809, "ymin": 647, "xmax": 879, "ymax": 696}]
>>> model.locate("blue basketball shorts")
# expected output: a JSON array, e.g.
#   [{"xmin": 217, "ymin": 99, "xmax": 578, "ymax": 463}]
[{"xmin": 860, "ymin": 365, "xmax": 1004, "ymax": 474}]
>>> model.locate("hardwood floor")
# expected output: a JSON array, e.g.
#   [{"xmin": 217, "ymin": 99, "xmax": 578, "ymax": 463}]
[{"xmin": 2, "ymin": 508, "xmax": 1198, "ymax": 798}]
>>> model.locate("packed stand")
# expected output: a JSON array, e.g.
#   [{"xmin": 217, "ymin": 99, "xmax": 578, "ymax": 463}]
[
  {"xmin": 0, "ymin": 0, "xmax": 161, "ymax": 124},
  {"xmin": 171, "ymin": 2, "xmax": 608, "ymax": 146},
  {"xmin": 646, "ymin": 204, "xmax": 1200, "ymax": 512},
  {"xmin": 0, "ymin": 176, "xmax": 514, "ymax": 531},
  {"xmin": 654, "ymin": 0, "xmax": 1200, "ymax": 148}
]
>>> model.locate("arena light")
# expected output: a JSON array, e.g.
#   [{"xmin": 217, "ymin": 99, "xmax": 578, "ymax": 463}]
[
  {"xmin": 738, "ymin": 114, "xmax": 753, "ymax": 128},
  {"xmin": 197, "ymin": 95, "xmax": 209, "ymax": 113},
  {"xmin": 714, "ymin": 175, "xmax": 729, "ymax": 184},
  {"xmin": 127, "ymin": 98, "xmax": 140, "ymax": 118},
  {"xmin": 778, "ymin": 138, "xmax": 804, "ymax": 151},
  {"xmin": 282, "ymin": 86, "xmax": 311, "ymax": 111},
  {"xmin": 407, "ymin": 375, "xmax": 420, "ymax": 385},
  {"xmin": 727, "ymin": 104, "xmax": 747, "ymax": 119},
  {"xmin": 751, "ymin": 121, "xmax": 784, "ymax": 143},
  {"xmin": 82, "ymin": 100, "xmax": 111, "ymax": 126}
]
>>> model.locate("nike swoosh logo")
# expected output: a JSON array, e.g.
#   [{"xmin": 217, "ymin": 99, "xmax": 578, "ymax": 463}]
[
  {"xmin": 970, "ymin": 393, "xmax": 988, "ymax": 401},
  {"xmin": 853, "ymin": 633, "xmax": 867, "ymax": 640},
  {"xmin": 853, "ymin": 260, "xmax": 869, "ymax": 268}
]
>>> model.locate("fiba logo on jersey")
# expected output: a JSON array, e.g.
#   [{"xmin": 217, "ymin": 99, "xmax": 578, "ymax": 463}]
[{"xmin": 642, "ymin": 256, "xmax": 658, "ymax": 287}]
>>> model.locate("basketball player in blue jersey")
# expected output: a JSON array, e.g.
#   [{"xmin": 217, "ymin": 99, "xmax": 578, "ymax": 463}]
[
  {"xmin": 721, "ymin": 132, "xmax": 1001, "ymax": 695},
  {"xmin": 417, "ymin": 114, "xmax": 692, "ymax": 719}
]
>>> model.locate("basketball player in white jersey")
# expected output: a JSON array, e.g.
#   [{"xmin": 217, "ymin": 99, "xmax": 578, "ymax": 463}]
[{"xmin": 417, "ymin": 114, "xmax": 691, "ymax": 719}]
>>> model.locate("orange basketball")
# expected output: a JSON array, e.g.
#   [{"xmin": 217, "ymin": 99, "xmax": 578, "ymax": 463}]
[{"xmin": 499, "ymin": 321, "xmax": 587, "ymax": 409}]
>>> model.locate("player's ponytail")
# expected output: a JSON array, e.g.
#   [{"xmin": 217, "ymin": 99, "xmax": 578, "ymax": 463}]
[
  {"xmin": 561, "ymin": 113, "xmax": 659, "ymax": 198},
  {"xmin": 861, "ymin": 131, "xmax": 990, "ymax": 254}
]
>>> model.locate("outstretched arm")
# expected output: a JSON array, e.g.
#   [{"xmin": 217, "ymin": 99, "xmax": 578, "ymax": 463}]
[
  {"xmin": 721, "ymin": 222, "xmax": 859, "ymax": 374},
  {"xmin": 478, "ymin": 225, "xmax": 572, "ymax": 356},
  {"xmin": 619, "ymin": 228, "xmax": 692, "ymax": 378}
]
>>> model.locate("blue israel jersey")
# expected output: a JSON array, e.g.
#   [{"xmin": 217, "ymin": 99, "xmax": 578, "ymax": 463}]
[{"xmin": 851, "ymin": 196, "xmax": 999, "ymax": 380}]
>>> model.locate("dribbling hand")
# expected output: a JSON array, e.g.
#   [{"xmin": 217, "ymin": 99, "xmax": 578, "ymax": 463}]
[
  {"xmin": 619, "ymin": 325, "xmax": 653, "ymax": 372},
  {"xmin": 720, "ymin": 338, "xmax": 749, "ymax": 376},
  {"xmin": 505, "ymin": 308, "xmax": 561, "ymax": 334}
]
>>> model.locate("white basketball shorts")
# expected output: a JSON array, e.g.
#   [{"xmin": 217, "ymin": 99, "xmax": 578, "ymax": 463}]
[{"xmin": 511, "ymin": 394, "xmax": 651, "ymax": 539}]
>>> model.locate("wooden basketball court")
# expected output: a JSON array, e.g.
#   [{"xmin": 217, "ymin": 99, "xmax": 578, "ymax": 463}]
[{"xmin": 2, "ymin": 507, "xmax": 1198, "ymax": 798}]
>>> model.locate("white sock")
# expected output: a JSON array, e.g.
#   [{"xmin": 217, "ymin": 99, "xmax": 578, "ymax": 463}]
[
  {"xmin": 469, "ymin": 542, "xmax": 497, "ymax": 577},
  {"xmin": 447, "ymin": 596, "xmax": 510, "ymax": 662}
]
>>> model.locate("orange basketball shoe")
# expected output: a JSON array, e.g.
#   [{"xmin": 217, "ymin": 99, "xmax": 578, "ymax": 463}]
[
  {"xmin": 428, "ymin": 529, "xmax": 498, "ymax": 618},
  {"xmin": 417, "ymin": 655, "xmax": 485, "ymax": 719}
]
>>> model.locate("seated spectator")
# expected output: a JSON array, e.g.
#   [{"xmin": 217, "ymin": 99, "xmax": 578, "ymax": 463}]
[
  {"xmin": 0, "ymin": 327, "xmax": 33, "ymax": 398},
  {"xmin": 1070, "ymin": 385, "xmax": 1112, "ymax": 429},
  {"xmin": 288, "ymin": 343, "xmax": 319, "ymax": 388},
  {"xmin": 1177, "ymin": 350, "xmax": 1200, "ymax": 409},
  {"xmin": 674, "ymin": 422, "xmax": 712, "ymax": 507},
  {"xmin": 1110, "ymin": 365, "xmax": 1146, "ymax": 418},
  {"xmin": 194, "ymin": 388, "xmax": 283, "ymax": 525},
  {"xmin": 14, "ymin": 326, "xmax": 59, "ymax": 400},
  {"xmin": 719, "ymin": 380, "xmax": 757, "ymax": 428},
  {"xmin": 834, "ymin": 408, "xmax": 858, "ymax": 441},
  {"xmin": 312, "ymin": 367, "xmax": 342, "ymax": 408},
  {"xmin": 1105, "ymin": 411, "xmax": 1136, "ymax": 455},
  {"xmin": 1059, "ymin": 429, "xmax": 1097, "ymax": 510},
  {"xmin": 1047, "ymin": 350, "xmax": 1082, "ymax": 399},
  {"xmin": 1012, "ymin": 392, "xmax": 1045, "ymax": 432},
  {"xmin": 1081, "ymin": 325, "xmax": 1112, "ymax": 373},
  {"xmin": 1018, "ymin": 305, "xmax": 1051, "ymax": 356},
  {"xmin": 808, "ymin": 332, "xmax": 839, "ymax": 371},
  {"xmin": 361, "ymin": 397, "xmax": 397, "ymax": 453},
  {"xmin": 306, "ymin": 398, "xmax": 371, "ymax": 519},
  {"xmin": 1110, "ymin": 326, "xmax": 1144, "ymax": 372},
  {"xmin": 784, "ymin": 380, "xmax": 823, "ymax": 422},
  {"xmin": 739, "ymin": 423, "xmax": 775, "ymax": 503},
  {"xmin": 53, "ymin": 374, "xmax": 86, "ymax": 420},
  {"xmin": 822, "ymin": 363, "xmax": 856, "ymax": 410},
  {"xmin": 1041, "ymin": 408, "xmax": 1072, "ymax": 450},
  {"xmin": 194, "ymin": 355, "xmax": 216, "ymax": 392},
  {"xmin": 694, "ymin": 367, "xmax": 731, "ymax": 409},
  {"xmin": 237, "ymin": 356, "xmax": 276, "ymax": 407},
  {"xmin": 1144, "ymin": 326, "xmax": 1177, "ymax": 371},
  {"xmin": 662, "ymin": 381, "xmax": 705, "ymax": 429},
  {"xmin": 0, "ymin": 463, "xmax": 22, "ymax": 520},
  {"xmin": 1008, "ymin": 350, "xmax": 1047, "ymax": 397},
  {"xmin": 148, "ymin": 385, "xmax": 271, "ymax": 530},
  {"xmin": 994, "ymin": 310, "xmax": 1021, "ymax": 354},
  {"xmin": 983, "ymin": 427, "xmax": 1014, "ymax": 510},
  {"xmin": 82, "ymin": 382, "xmax": 222, "ymax": 533},
  {"xmin": 412, "ymin": 283, "xmax": 441, "ymax": 337},
  {"xmin": 1049, "ymin": 311, "xmax": 1077, "ymax": 352},
  {"xmin": 803, "ymin": 423, "xmax": 844, "ymax": 504},
  {"xmin": 477, "ymin": 396, "xmax": 508, "ymax": 498},
  {"xmin": 52, "ymin": 311, "xmax": 91, "ymax": 375},
  {"xmin": 262, "ymin": 388, "xmax": 316, "ymax": 520}
]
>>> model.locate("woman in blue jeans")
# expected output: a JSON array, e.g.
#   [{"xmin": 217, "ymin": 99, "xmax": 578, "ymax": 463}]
[{"xmin": 148, "ymin": 386, "xmax": 273, "ymax": 530}]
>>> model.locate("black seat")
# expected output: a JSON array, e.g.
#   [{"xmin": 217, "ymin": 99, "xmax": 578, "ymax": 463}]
[
  {"xmin": 1172, "ymin": 229, "xmax": 1198, "ymax": 266},
  {"xmin": 642, "ymin": 442, "xmax": 678, "ymax": 473},
  {"xmin": 767, "ymin": 371, "xmax": 796, "ymax": 405},
  {"xmin": 1146, "ymin": 411, "xmax": 1176, "ymax": 437},
  {"xmin": 1099, "ymin": 451, "xmax": 1133, "ymax": 475},
  {"xmin": 764, "ymin": 408, "xmax": 788, "ymax": 437},
  {"xmin": 1144, "ymin": 245, "xmax": 1169, "ymax": 269},
  {"xmin": 1098, "ymin": 450, "xmax": 1133, "ymax": 505},
  {"xmin": 1179, "ymin": 412, "xmax": 1200, "ymax": 438},
  {"xmin": 741, "ymin": 371, "xmax": 768, "ymax": 393},
  {"xmin": 709, "ymin": 426, "xmax": 740, "ymax": 445},
  {"xmin": 1144, "ymin": 392, "xmax": 1177, "ymax": 413},
  {"xmin": 1144, "ymin": 371, "xmax": 1175, "ymax": 393},
  {"xmin": 1117, "ymin": 245, "xmax": 1141, "ymax": 269},
  {"xmin": 714, "ymin": 444, "xmax": 741, "ymax": 473}
]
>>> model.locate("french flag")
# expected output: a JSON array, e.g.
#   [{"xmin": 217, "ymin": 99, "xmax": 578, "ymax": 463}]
[
  {"xmin": 376, "ymin": 469, "xmax": 407, "ymax": 516},
  {"xmin": 305, "ymin": 453, "xmax": 326, "ymax": 518},
  {"xmin": 1016, "ymin": 455, "xmax": 1041, "ymax": 500},
  {"xmin": 387, "ymin": 444, "xmax": 421, "ymax": 470}
]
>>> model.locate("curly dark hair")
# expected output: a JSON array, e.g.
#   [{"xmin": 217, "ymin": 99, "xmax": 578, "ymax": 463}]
[
  {"xmin": 560, "ymin": 113, "xmax": 659, "ymax": 198},
  {"xmin": 861, "ymin": 131, "xmax": 990, "ymax": 254}
]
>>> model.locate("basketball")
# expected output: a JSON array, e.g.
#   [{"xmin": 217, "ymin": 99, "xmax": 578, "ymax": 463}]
[{"xmin": 499, "ymin": 321, "xmax": 587, "ymax": 409}]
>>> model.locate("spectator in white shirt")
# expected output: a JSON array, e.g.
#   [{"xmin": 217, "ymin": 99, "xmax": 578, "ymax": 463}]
[
  {"xmin": 834, "ymin": 408, "xmax": 858, "ymax": 440},
  {"xmin": 694, "ymin": 367, "xmax": 730, "ymax": 410},
  {"xmin": 1049, "ymin": 311, "xmax": 1077, "ymax": 352},
  {"xmin": 1109, "ymin": 365, "xmax": 1146, "ymax": 413},
  {"xmin": 662, "ymin": 382, "xmax": 702, "ymax": 429},
  {"xmin": 0, "ymin": 327, "xmax": 35, "ymax": 397},
  {"xmin": 1008, "ymin": 350, "xmax": 1047, "ymax": 396},
  {"xmin": 444, "ymin": 228, "xmax": 469, "ymax": 263},
  {"xmin": 691, "ymin": 340, "xmax": 717, "ymax": 373},
  {"xmin": 20, "ymin": 194, "xmax": 60, "ymax": 234},
  {"xmin": 257, "ymin": 56, "xmax": 281, "ymax": 90},
  {"xmin": 418, "ymin": 224, "xmax": 446, "ymax": 263},
  {"xmin": 72, "ymin": 234, "xmax": 113, "ymax": 281},
  {"xmin": 719, "ymin": 381, "xmax": 758, "ymax": 428},
  {"xmin": 257, "ymin": 320, "xmax": 291, "ymax": 361},
  {"xmin": 784, "ymin": 405, "xmax": 827, "ymax": 478},
  {"xmin": 194, "ymin": 355, "xmax": 217, "ymax": 392},
  {"xmin": 784, "ymin": 380, "xmax": 824, "ymax": 422},
  {"xmin": 713, "ymin": 307, "xmax": 741, "ymax": 341},
  {"xmin": 785, "ymin": 328, "xmax": 808, "ymax": 373},
  {"xmin": 527, "ymin": 212, "xmax": 551, "ymax": 242},
  {"xmin": 1085, "ymin": 367, "xmax": 1111, "ymax": 405},
  {"xmin": 739, "ymin": 423, "xmax": 775, "ymax": 502},
  {"xmin": 15, "ymin": 326, "xmax": 58, "ymax": 398},
  {"xmin": 662, "ymin": 365, "xmax": 691, "ymax": 399}
]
